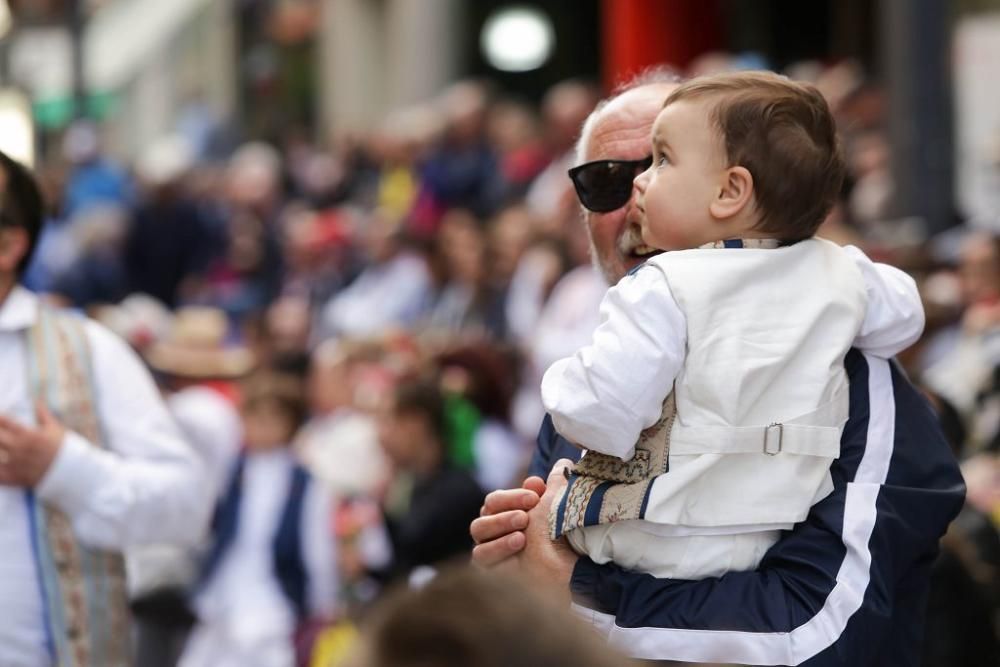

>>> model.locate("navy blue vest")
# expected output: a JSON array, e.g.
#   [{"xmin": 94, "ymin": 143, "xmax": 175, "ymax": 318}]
[{"xmin": 196, "ymin": 452, "xmax": 311, "ymax": 619}]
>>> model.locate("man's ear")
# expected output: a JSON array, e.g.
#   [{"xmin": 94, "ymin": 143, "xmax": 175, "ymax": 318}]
[
  {"xmin": 710, "ymin": 166, "xmax": 753, "ymax": 220},
  {"xmin": 0, "ymin": 227, "xmax": 29, "ymax": 274}
]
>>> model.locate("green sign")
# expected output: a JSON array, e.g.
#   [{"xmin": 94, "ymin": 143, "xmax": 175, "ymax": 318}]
[{"xmin": 32, "ymin": 91, "xmax": 119, "ymax": 129}]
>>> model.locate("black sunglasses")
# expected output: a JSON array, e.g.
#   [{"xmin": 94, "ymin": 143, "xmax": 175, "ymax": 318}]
[{"xmin": 568, "ymin": 156, "xmax": 653, "ymax": 213}]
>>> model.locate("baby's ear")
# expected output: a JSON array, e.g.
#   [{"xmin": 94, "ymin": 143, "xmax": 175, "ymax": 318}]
[{"xmin": 710, "ymin": 166, "xmax": 753, "ymax": 220}]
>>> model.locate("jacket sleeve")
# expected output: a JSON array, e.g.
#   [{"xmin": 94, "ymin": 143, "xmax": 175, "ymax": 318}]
[
  {"xmin": 564, "ymin": 351, "xmax": 965, "ymax": 666},
  {"xmin": 846, "ymin": 245, "xmax": 926, "ymax": 358}
]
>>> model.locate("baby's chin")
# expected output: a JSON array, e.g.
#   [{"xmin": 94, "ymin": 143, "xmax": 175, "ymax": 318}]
[{"xmin": 623, "ymin": 244, "xmax": 663, "ymax": 269}]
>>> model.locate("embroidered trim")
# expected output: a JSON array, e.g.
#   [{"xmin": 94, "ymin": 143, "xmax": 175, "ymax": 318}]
[
  {"xmin": 27, "ymin": 308, "xmax": 130, "ymax": 667},
  {"xmin": 553, "ymin": 392, "xmax": 677, "ymax": 538}
]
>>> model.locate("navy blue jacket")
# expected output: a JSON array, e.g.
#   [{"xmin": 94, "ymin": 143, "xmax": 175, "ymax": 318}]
[{"xmin": 531, "ymin": 351, "xmax": 965, "ymax": 665}]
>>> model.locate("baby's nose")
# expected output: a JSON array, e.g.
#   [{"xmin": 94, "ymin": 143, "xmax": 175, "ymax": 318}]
[{"xmin": 633, "ymin": 168, "xmax": 650, "ymax": 192}]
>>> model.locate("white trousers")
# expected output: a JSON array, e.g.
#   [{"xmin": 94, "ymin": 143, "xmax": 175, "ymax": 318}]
[{"xmin": 566, "ymin": 520, "xmax": 781, "ymax": 579}]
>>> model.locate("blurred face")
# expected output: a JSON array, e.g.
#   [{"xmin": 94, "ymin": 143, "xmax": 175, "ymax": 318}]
[
  {"xmin": 364, "ymin": 215, "xmax": 399, "ymax": 263},
  {"xmin": 308, "ymin": 356, "xmax": 352, "ymax": 414},
  {"xmin": 440, "ymin": 218, "xmax": 484, "ymax": 285},
  {"xmin": 959, "ymin": 234, "xmax": 1000, "ymax": 305},
  {"xmin": 266, "ymin": 297, "xmax": 311, "ymax": 356},
  {"xmin": 634, "ymin": 100, "xmax": 727, "ymax": 251},
  {"xmin": 377, "ymin": 407, "xmax": 431, "ymax": 470},
  {"xmin": 227, "ymin": 216, "xmax": 265, "ymax": 272},
  {"xmin": 545, "ymin": 85, "xmax": 597, "ymax": 151},
  {"xmin": 489, "ymin": 208, "xmax": 532, "ymax": 282},
  {"xmin": 579, "ymin": 84, "xmax": 677, "ymax": 283},
  {"xmin": 243, "ymin": 401, "xmax": 296, "ymax": 451}
]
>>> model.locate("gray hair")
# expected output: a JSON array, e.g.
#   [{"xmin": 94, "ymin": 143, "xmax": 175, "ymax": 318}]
[{"xmin": 574, "ymin": 65, "xmax": 684, "ymax": 165}]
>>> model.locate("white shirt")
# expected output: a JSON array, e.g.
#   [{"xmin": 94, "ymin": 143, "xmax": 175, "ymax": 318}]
[
  {"xmin": 182, "ymin": 449, "xmax": 338, "ymax": 667},
  {"xmin": 320, "ymin": 252, "xmax": 431, "ymax": 338},
  {"xmin": 473, "ymin": 419, "xmax": 528, "ymax": 492},
  {"xmin": 168, "ymin": 386, "xmax": 243, "ymax": 498},
  {"xmin": 128, "ymin": 386, "xmax": 244, "ymax": 598},
  {"xmin": 0, "ymin": 286, "xmax": 210, "ymax": 667},
  {"xmin": 512, "ymin": 265, "xmax": 608, "ymax": 442}
]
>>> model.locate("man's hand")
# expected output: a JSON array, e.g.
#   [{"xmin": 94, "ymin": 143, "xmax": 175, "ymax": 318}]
[
  {"xmin": 517, "ymin": 459, "xmax": 579, "ymax": 600},
  {"xmin": 471, "ymin": 460, "xmax": 579, "ymax": 601},
  {"xmin": 471, "ymin": 476, "xmax": 546, "ymax": 567},
  {"xmin": 0, "ymin": 401, "xmax": 66, "ymax": 487}
]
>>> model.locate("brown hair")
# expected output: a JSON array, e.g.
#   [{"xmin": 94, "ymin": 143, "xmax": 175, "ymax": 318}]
[
  {"xmin": 663, "ymin": 71, "xmax": 845, "ymax": 240},
  {"xmin": 393, "ymin": 377, "xmax": 447, "ymax": 444},
  {"xmin": 356, "ymin": 566, "xmax": 633, "ymax": 667},
  {"xmin": 241, "ymin": 372, "xmax": 308, "ymax": 435}
]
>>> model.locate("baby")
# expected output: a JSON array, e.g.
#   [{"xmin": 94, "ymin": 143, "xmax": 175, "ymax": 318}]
[{"xmin": 542, "ymin": 71, "xmax": 925, "ymax": 579}]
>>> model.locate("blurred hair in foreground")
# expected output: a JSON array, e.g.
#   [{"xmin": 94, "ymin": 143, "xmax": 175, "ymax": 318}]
[{"xmin": 347, "ymin": 566, "xmax": 633, "ymax": 667}]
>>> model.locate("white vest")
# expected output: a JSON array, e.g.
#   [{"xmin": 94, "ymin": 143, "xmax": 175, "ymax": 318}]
[{"xmin": 642, "ymin": 238, "xmax": 868, "ymax": 529}]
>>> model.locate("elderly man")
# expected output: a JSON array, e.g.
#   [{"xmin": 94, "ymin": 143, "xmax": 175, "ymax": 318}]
[
  {"xmin": 471, "ymin": 74, "xmax": 965, "ymax": 666},
  {"xmin": 0, "ymin": 150, "xmax": 209, "ymax": 667}
]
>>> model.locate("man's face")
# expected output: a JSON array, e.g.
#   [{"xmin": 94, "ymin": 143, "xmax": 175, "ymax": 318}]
[
  {"xmin": 0, "ymin": 167, "xmax": 29, "ymax": 283},
  {"xmin": 377, "ymin": 406, "xmax": 432, "ymax": 470},
  {"xmin": 580, "ymin": 84, "xmax": 677, "ymax": 283}
]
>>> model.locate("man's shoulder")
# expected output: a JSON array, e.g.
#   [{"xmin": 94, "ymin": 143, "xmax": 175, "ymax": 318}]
[
  {"xmin": 44, "ymin": 309, "xmax": 155, "ymax": 389},
  {"xmin": 78, "ymin": 313, "xmax": 136, "ymax": 358}
]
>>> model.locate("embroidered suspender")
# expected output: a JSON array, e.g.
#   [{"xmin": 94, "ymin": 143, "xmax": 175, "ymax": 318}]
[
  {"xmin": 25, "ymin": 307, "xmax": 130, "ymax": 667},
  {"xmin": 551, "ymin": 392, "xmax": 676, "ymax": 538}
]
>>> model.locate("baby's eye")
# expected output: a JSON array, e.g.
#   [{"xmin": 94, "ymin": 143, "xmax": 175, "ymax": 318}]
[{"xmin": 657, "ymin": 155, "xmax": 669, "ymax": 167}]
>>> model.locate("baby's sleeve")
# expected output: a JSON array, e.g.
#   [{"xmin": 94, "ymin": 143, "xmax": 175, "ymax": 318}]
[
  {"xmin": 540, "ymin": 264, "xmax": 686, "ymax": 460},
  {"xmin": 846, "ymin": 245, "xmax": 926, "ymax": 359}
]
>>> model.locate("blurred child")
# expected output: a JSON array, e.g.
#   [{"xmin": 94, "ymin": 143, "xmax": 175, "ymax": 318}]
[
  {"xmin": 295, "ymin": 338, "xmax": 389, "ymax": 498},
  {"xmin": 180, "ymin": 374, "xmax": 338, "ymax": 667}
]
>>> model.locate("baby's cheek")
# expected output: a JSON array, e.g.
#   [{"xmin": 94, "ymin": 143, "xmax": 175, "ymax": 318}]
[{"xmin": 644, "ymin": 214, "xmax": 675, "ymax": 247}]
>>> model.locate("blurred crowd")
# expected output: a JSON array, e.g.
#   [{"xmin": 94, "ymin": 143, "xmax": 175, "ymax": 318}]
[{"xmin": 21, "ymin": 52, "xmax": 1000, "ymax": 665}]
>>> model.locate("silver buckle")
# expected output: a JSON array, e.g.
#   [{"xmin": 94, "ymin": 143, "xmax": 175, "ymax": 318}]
[{"xmin": 763, "ymin": 423, "xmax": 783, "ymax": 455}]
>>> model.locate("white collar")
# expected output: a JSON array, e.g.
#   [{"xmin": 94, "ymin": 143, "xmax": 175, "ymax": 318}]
[{"xmin": 0, "ymin": 285, "xmax": 39, "ymax": 332}]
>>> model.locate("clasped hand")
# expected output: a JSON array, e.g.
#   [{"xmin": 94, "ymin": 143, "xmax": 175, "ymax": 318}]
[
  {"xmin": 0, "ymin": 401, "xmax": 66, "ymax": 487},
  {"xmin": 470, "ymin": 459, "xmax": 579, "ymax": 601}
]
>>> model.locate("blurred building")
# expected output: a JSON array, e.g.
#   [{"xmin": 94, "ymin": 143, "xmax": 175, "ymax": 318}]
[
  {"xmin": 317, "ymin": 0, "xmax": 881, "ymax": 135},
  {"xmin": 5, "ymin": 0, "xmax": 236, "ymax": 161},
  {"xmin": 0, "ymin": 0, "xmax": 996, "ymax": 233}
]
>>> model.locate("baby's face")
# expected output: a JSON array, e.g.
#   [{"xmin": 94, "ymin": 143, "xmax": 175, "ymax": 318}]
[{"xmin": 633, "ymin": 99, "xmax": 729, "ymax": 251}]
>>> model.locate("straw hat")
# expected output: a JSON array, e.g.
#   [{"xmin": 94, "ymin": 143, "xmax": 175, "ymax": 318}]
[{"xmin": 145, "ymin": 306, "xmax": 255, "ymax": 380}]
